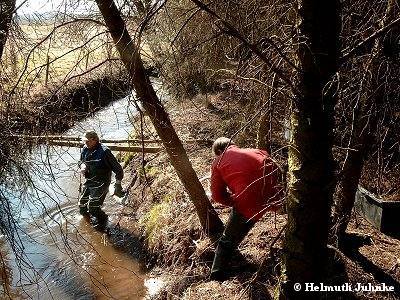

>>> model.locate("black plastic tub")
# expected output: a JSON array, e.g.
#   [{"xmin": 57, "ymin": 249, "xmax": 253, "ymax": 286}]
[{"xmin": 355, "ymin": 186, "xmax": 400, "ymax": 239}]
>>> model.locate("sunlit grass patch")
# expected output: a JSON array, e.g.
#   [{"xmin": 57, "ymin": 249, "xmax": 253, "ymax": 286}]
[
  {"xmin": 1, "ymin": 20, "xmax": 151, "ymax": 95},
  {"xmin": 2, "ymin": 22, "xmax": 113, "ymax": 91},
  {"xmin": 139, "ymin": 196, "xmax": 172, "ymax": 247}
]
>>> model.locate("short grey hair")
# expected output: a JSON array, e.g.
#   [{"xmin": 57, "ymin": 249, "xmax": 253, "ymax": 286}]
[
  {"xmin": 212, "ymin": 137, "xmax": 235, "ymax": 156},
  {"xmin": 84, "ymin": 130, "xmax": 99, "ymax": 141}
]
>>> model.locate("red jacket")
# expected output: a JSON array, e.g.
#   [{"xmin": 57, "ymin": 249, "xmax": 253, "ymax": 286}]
[{"xmin": 211, "ymin": 145, "xmax": 283, "ymax": 221}]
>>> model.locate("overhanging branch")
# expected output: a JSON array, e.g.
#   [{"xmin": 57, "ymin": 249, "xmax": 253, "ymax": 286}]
[{"xmin": 189, "ymin": 0, "xmax": 300, "ymax": 97}]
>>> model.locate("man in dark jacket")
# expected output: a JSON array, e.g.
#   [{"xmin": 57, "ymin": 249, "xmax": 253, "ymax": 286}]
[
  {"xmin": 79, "ymin": 130, "xmax": 124, "ymax": 228},
  {"xmin": 210, "ymin": 137, "xmax": 283, "ymax": 281}
]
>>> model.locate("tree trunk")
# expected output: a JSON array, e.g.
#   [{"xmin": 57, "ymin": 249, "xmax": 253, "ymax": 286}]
[
  {"xmin": 94, "ymin": 0, "xmax": 224, "ymax": 236},
  {"xmin": 332, "ymin": 0, "xmax": 399, "ymax": 243},
  {"xmin": 0, "ymin": 0, "xmax": 15, "ymax": 60},
  {"xmin": 257, "ymin": 74, "xmax": 276, "ymax": 151},
  {"xmin": 282, "ymin": 0, "xmax": 340, "ymax": 296},
  {"xmin": 333, "ymin": 132, "xmax": 372, "ymax": 242}
]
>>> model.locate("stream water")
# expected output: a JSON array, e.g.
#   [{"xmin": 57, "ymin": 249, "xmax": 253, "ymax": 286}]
[{"xmin": 1, "ymin": 92, "xmax": 163, "ymax": 299}]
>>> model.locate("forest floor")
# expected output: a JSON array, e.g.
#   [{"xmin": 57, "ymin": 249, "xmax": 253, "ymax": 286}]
[{"xmin": 115, "ymin": 93, "xmax": 400, "ymax": 300}]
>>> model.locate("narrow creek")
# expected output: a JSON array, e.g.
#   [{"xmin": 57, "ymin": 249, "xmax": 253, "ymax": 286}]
[{"xmin": 1, "ymin": 92, "xmax": 162, "ymax": 299}]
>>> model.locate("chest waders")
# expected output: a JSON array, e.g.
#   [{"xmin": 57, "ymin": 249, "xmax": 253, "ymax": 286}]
[{"xmin": 79, "ymin": 145, "xmax": 111, "ymax": 225}]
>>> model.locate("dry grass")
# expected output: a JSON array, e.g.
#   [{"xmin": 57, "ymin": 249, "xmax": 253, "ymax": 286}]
[
  {"xmin": 1, "ymin": 20, "xmax": 152, "ymax": 97},
  {"xmin": 2, "ymin": 23, "xmax": 111, "ymax": 92}
]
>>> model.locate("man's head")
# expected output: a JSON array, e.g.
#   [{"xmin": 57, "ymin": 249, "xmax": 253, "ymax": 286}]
[
  {"xmin": 212, "ymin": 137, "xmax": 235, "ymax": 156},
  {"xmin": 82, "ymin": 130, "xmax": 99, "ymax": 149}
]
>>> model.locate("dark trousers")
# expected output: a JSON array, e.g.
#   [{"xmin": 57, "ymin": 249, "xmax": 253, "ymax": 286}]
[
  {"xmin": 79, "ymin": 180, "xmax": 109, "ymax": 222},
  {"xmin": 211, "ymin": 209, "xmax": 255, "ymax": 275}
]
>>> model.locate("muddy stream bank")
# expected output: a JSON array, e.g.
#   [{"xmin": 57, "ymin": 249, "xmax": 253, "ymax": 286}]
[{"xmin": 1, "ymin": 91, "xmax": 163, "ymax": 299}]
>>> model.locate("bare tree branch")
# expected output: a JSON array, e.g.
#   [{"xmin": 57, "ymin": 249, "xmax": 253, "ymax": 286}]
[
  {"xmin": 189, "ymin": 0, "xmax": 300, "ymax": 96},
  {"xmin": 341, "ymin": 15, "xmax": 400, "ymax": 63}
]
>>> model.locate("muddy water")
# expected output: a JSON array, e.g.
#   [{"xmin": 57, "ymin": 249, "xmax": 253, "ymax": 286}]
[{"xmin": 2, "ymin": 92, "xmax": 162, "ymax": 299}]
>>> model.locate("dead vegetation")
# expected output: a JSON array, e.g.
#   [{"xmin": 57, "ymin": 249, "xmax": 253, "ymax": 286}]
[{"xmin": 120, "ymin": 94, "xmax": 400, "ymax": 299}]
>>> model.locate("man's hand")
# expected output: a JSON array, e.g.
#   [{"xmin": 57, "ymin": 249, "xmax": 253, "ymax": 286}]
[
  {"xmin": 80, "ymin": 163, "xmax": 87, "ymax": 175},
  {"xmin": 113, "ymin": 180, "xmax": 125, "ymax": 198}
]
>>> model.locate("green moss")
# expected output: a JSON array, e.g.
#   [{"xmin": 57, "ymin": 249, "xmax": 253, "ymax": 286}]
[
  {"xmin": 138, "ymin": 164, "xmax": 159, "ymax": 179},
  {"xmin": 274, "ymin": 271, "xmax": 286, "ymax": 300},
  {"xmin": 122, "ymin": 152, "xmax": 135, "ymax": 165},
  {"xmin": 139, "ymin": 198, "xmax": 171, "ymax": 246},
  {"xmin": 162, "ymin": 193, "xmax": 174, "ymax": 203}
]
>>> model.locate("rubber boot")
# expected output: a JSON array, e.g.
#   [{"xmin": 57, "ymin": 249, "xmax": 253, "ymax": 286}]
[
  {"xmin": 210, "ymin": 239, "xmax": 232, "ymax": 281},
  {"xmin": 91, "ymin": 209, "xmax": 109, "ymax": 232},
  {"xmin": 210, "ymin": 209, "xmax": 255, "ymax": 281},
  {"xmin": 79, "ymin": 207, "xmax": 91, "ymax": 222}
]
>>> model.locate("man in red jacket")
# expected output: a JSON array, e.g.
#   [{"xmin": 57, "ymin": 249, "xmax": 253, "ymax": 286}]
[{"xmin": 210, "ymin": 137, "xmax": 283, "ymax": 281}]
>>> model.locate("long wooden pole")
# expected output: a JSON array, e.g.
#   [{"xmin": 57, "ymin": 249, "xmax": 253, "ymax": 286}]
[
  {"xmin": 11, "ymin": 134, "xmax": 212, "ymax": 145},
  {"xmin": 12, "ymin": 134, "xmax": 160, "ymax": 144},
  {"xmin": 10, "ymin": 134, "xmax": 212, "ymax": 153}
]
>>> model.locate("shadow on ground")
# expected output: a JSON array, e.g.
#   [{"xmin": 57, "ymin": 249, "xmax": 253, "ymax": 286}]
[{"xmin": 341, "ymin": 232, "xmax": 400, "ymax": 297}]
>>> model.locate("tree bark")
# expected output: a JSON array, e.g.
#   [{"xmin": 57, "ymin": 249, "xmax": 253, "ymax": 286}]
[
  {"xmin": 0, "ymin": 0, "xmax": 15, "ymax": 60},
  {"xmin": 333, "ymin": 0, "xmax": 399, "ymax": 243},
  {"xmin": 282, "ymin": 0, "xmax": 340, "ymax": 296},
  {"xmin": 94, "ymin": 0, "xmax": 224, "ymax": 236},
  {"xmin": 257, "ymin": 74, "xmax": 276, "ymax": 151}
]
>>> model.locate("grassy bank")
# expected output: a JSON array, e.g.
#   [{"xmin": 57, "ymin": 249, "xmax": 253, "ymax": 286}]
[{"xmin": 9, "ymin": 65, "xmax": 130, "ymax": 133}]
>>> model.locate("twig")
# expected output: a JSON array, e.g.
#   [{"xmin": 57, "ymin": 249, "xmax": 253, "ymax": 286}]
[
  {"xmin": 341, "ymin": 16, "xmax": 400, "ymax": 63},
  {"xmin": 116, "ymin": 171, "xmax": 138, "ymax": 227}
]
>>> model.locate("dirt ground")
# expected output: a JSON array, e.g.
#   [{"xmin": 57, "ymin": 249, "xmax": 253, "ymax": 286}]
[{"xmin": 118, "ymin": 94, "xmax": 400, "ymax": 300}]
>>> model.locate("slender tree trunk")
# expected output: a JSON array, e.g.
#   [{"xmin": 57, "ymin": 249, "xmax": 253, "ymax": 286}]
[
  {"xmin": 282, "ymin": 0, "xmax": 340, "ymax": 296},
  {"xmin": 333, "ymin": 0, "xmax": 399, "ymax": 243},
  {"xmin": 257, "ymin": 74, "xmax": 276, "ymax": 151},
  {"xmin": 0, "ymin": 0, "xmax": 15, "ymax": 60},
  {"xmin": 94, "ymin": 0, "xmax": 224, "ymax": 236}
]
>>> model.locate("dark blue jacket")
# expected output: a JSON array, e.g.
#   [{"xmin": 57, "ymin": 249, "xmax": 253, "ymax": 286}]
[{"xmin": 80, "ymin": 143, "xmax": 123, "ymax": 183}]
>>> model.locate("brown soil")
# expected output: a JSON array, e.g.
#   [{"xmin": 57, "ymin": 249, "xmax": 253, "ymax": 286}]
[{"xmin": 120, "ymin": 94, "xmax": 400, "ymax": 299}]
